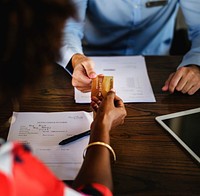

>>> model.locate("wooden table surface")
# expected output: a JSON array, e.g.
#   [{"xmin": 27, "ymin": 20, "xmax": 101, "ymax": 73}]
[{"xmin": 0, "ymin": 56, "xmax": 199, "ymax": 195}]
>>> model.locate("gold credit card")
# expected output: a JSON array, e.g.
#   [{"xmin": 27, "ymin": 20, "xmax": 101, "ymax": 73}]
[{"xmin": 91, "ymin": 75, "xmax": 114, "ymax": 99}]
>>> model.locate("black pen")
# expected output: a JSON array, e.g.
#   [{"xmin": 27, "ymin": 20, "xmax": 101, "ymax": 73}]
[{"xmin": 59, "ymin": 130, "xmax": 90, "ymax": 145}]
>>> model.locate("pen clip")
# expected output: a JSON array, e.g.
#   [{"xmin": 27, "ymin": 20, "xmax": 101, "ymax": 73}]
[{"xmin": 146, "ymin": 0, "xmax": 168, "ymax": 8}]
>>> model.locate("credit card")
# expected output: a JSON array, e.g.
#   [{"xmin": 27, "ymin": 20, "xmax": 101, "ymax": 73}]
[{"xmin": 91, "ymin": 75, "xmax": 113, "ymax": 99}]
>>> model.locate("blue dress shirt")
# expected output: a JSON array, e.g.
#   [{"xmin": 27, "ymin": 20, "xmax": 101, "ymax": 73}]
[{"xmin": 58, "ymin": 0, "xmax": 200, "ymax": 70}]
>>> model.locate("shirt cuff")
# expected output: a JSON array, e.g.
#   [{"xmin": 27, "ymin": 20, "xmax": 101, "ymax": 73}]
[{"xmin": 178, "ymin": 52, "xmax": 200, "ymax": 69}]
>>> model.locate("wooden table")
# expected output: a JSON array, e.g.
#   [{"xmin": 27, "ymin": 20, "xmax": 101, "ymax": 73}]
[{"xmin": 0, "ymin": 56, "xmax": 199, "ymax": 195}]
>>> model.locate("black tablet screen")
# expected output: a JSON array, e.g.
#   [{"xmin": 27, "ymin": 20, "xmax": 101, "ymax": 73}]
[{"xmin": 163, "ymin": 112, "xmax": 200, "ymax": 157}]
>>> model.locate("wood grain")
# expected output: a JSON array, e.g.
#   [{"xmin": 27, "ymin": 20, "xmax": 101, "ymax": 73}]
[{"xmin": 0, "ymin": 56, "xmax": 199, "ymax": 195}]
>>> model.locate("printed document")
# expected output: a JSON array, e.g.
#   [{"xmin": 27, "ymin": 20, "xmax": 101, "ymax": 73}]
[
  {"xmin": 7, "ymin": 111, "xmax": 93, "ymax": 180},
  {"xmin": 75, "ymin": 56, "xmax": 156, "ymax": 103}
]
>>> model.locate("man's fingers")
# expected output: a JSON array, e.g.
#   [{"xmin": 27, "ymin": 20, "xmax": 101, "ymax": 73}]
[
  {"xmin": 81, "ymin": 57, "xmax": 97, "ymax": 79},
  {"xmin": 162, "ymin": 73, "xmax": 174, "ymax": 92}
]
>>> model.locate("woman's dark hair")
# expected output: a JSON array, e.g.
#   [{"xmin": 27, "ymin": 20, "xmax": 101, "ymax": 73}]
[{"xmin": 0, "ymin": 0, "xmax": 75, "ymax": 97}]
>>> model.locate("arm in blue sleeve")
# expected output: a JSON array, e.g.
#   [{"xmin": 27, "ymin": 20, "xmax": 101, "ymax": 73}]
[
  {"xmin": 57, "ymin": 0, "xmax": 88, "ymax": 71},
  {"xmin": 179, "ymin": 0, "xmax": 200, "ymax": 68}
]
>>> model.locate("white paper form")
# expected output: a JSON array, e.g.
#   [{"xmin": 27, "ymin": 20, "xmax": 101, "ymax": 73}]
[
  {"xmin": 75, "ymin": 56, "xmax": 156, "ymax": 103},
  {"xmin": 7, "ymin": 111, "xmax": 93, "ymax": 180}
]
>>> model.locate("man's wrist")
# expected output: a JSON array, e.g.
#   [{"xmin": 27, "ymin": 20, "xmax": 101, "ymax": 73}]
[{"xmin": 66, "ymin": 58, "xmax": 73, "ymax": 76}]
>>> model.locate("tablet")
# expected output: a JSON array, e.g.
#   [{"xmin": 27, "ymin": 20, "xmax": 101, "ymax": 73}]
[{"xmin": 155, "ymin": 107, "xmax": 200, "ymax": 164}]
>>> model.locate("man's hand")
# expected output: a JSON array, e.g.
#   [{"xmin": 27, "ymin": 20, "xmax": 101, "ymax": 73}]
[
  {"xmin": 162, "ymin": 65, "xmax": 200, "ymax": 95},
  {"xmin": 71, "ymin": 53, "xmax": 97, "ymax": 92}
]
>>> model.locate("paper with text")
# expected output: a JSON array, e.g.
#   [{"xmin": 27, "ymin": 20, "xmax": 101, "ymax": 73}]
[
  {"xmin": 75, "ymin": 56, "xmax": 156, "ymax": 103},
  {"xmin": 7, "ymin": 111, "xmax": 93, "ymax": 180}
]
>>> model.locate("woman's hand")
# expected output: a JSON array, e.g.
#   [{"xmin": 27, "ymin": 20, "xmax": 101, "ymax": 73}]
[{"xmin": 91, "ymin": 90, "xmax": 127, "ymax": 132}]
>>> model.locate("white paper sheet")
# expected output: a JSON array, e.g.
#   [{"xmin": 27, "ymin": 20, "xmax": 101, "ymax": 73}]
[
  {"xmin": 7, "ymin": 111, "xmax": 93, "ymax": 180},
  {"xmin": 75, "ymin": 56, "xmax": 156, "ymax": 103}
]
